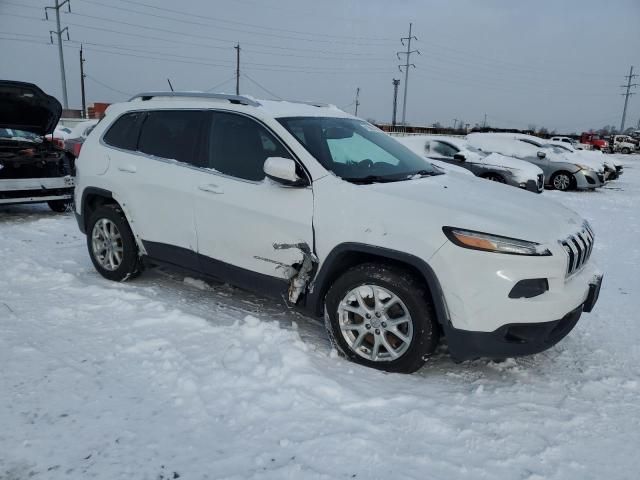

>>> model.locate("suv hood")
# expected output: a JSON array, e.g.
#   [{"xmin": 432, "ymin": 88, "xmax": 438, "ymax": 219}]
[
  {"xmin": 0, "ymin": 81, "xmax": 62, "ymax": 136},
  {"xmin": 367, "ymin": 172, "xmax": 583, "ymax": 244}
]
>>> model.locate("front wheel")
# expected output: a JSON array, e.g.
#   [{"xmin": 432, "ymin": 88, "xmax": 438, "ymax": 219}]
[
  {"xmin": 550, "ymin": 171, "xmax": 574, "ymax": 191},
  {"xmin": 324, "ymin": 263, "xmax": 439, "ymax": 373},
  {"xmin": 622, "ymin": 147, "xmax": 631, "ymax": 154},
  {"xmin": 87, "ymin": 205, "xmax": 141, "ymax": 281}
]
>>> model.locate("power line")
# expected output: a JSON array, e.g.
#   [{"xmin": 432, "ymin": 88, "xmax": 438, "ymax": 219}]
[
  {"xmin": 63, "ymin": 9, "xmax": 385, "ymax": 50},
  {"xmin": 242, "ymin": 72, "xmax": 282, "ymax": 99},
  {"xmin": 397, "ymin": 22, "xmax": 419, "ymax": 125},
  {"xmin": 9, "ymin": 12, "xmax": 390, "ymax": 60},
  {"xmin": 205, "ymin": 77, "xmax": 237, "ymax": 93},
  {"xmin": 620, "ymin": 65, "xmax": 638, "ymax": 132},
  {"xmin": 84, "ymin": 74, "xmax": 132, "ymax": 96},
  {"xmin": 105, "ymin": 0, "xmax": 395, "ymax": 43},
  {"xmin": 60, "ymin": 41, "xmax": 395, "ymax": 75}
]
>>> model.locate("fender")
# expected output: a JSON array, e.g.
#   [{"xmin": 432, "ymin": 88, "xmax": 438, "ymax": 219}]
[
  {"xmin": 305, "ymin": 242, "xmax": 450, "ymax": 327},
  {"xmin": 76, "ymin": 187, "xmax": 113, "ymax": 234}
]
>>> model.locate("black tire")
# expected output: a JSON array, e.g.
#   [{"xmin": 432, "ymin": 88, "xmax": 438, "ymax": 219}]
[
  {"xmin": 86, "ymin": 204, "xmax": 142, "ymax": 282},
  {"xmin": 324, "ymin": 263, "xmax": 439, "ymax": 373},
  {"xmin": 622, "ymin": 147, "xmax": 630, "ymax": 154},
  {"xmin": 47, "ymin": 199, "xmax": 73, "ymax": 213},
  {"xmin": 482, "ymin": 173, "xmax": 506, "ymax": 183},
  {"xmin": 550, "ymin": 171, "xmax": 574, "ymax": 191}
]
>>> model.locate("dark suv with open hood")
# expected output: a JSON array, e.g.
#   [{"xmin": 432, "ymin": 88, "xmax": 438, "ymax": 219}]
[{"xmin": 0, "ymin": 80, "xmax": 74, "ymax": 211}]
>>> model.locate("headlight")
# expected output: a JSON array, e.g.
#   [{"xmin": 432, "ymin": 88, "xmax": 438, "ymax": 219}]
[
  {"xmin": 576, "ymin": 164, "xmax": 593, "ymax": 171},
  {"xmin": 443, "ymin": 227, "xmax": 551, "ymax": 256}
]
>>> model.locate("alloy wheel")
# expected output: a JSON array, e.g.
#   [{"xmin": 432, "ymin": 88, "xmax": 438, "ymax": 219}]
[
  {"xmin": 337, "ymin": 284, "xmax": 414, "ymax": 362},
  {"xmin": 553, "ymin": 173, "xmax": 571, "ymax": 191},
  {"xmin": 91, "ymin": 218, "xmax": 124, "ymax": 271}
]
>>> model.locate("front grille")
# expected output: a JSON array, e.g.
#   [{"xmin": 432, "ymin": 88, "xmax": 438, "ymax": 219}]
[
  {"xmin": 537, "ymin": 173, "xmax": 544, "ymax": 190},
  {"xmin": 597, "ymin": 172, "xmax": 605, "ymax": 183},
  {"xmin": 560, "ymin": 223, "xmax": 594, "ymax": 277}
]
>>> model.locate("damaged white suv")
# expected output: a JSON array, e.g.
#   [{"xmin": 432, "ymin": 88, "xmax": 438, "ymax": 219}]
[{"xmin": 75, "ymin": 92, "xmax": 603, "ymax": 373}]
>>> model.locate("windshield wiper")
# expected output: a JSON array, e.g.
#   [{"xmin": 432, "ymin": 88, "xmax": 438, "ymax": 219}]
[
  {"xmin": 407, "ymin": 169, "xmax": 442, "ymax": 178},
  {"xmin": 341, "ymin": 175, "xmax": 403, "ymax": 184}
]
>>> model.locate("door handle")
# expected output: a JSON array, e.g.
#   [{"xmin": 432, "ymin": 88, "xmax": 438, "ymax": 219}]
[
  {"xmin": 118, "ymin": 165, "xmax": 137, "ymax": 173},
  {"xmin": 198, "ymin": 183, "xmax": 223, "ymax": 194}
]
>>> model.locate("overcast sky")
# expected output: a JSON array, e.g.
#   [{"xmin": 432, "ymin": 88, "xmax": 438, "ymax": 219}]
[{"xmin": 1, "ymin": 0, "xmax": 639, "ymax": 132}]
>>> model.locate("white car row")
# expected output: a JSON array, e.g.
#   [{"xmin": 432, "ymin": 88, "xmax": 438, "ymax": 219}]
[{"xmin": 397, "ymin": 132, "xmax": 623, "ymax": 191}]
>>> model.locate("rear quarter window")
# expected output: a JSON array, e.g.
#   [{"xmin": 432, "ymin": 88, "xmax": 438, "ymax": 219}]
[{"xmin": 103, "ymin": 112, "xmax": 143, "ymax": 150}]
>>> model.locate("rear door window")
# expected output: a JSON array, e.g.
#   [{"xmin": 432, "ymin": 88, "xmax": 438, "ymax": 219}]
[
  {"xmin": 137, "ymin": 110, "xmax": 207, "ymax": 167},
  {"xmin": 103, "ymin": 112, "xmax": 143, "ymax": 150}
]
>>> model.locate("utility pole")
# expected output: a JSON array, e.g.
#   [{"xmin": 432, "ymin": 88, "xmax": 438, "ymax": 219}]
[
  {"xmin": 453, "ymin": 118, "xmax": 458, "ymax": 130},
  {"xmin": 397, "ymin": 23, "xmax": 419, "ymax": 125},
  {"xmin": 483, "ymin": 113, "xmax": 487, "ymax": 128},
  {"xmin": 79, "ymin": 44, "xmax": 86, "ymax": 118},
  {"xmin": 45, "ymin": 0, "xmax": 71, "ymax": 109},
  {"xmin": 620, "ymin": 65, "xmax": 638, "ymax": 132},
  {"xmin": 354, "ymin": 87, "xmax": 360, "ymax": 116},
  {"xmin": 234, "ymin": 43, "xmax": 241, "ymax": 95},
  {"xmin": 392, "ymin": 79, "xmax": 400, "ymax": 126}
]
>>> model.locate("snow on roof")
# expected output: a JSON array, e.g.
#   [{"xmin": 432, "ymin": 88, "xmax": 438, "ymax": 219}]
[
  {"xmin": 255, "ymin": 98, "xmax": 353, "ymax": 119},
  {"xmin": 125, "ymin": 91, "xmax": 354, "ymax": 119},
  {"xmin": 394, "ymin": 134, "xmax": 468, "ymax": 155},
  {"xmin": 466, "ymin": 133, "xmax": 541, "ymax": 157}
]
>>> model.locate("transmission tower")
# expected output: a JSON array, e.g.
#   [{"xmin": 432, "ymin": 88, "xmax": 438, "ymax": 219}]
[
  {"xmin": 45, "ymin": 0, "xmax": 71, "ymax": 108},
  {"xmin": 397, "ymin": 23, "xmax": 419, "ymax": 125},
  {"xmin": 620, "ymin": 65, "xmax": 638, "ymax": 132}
]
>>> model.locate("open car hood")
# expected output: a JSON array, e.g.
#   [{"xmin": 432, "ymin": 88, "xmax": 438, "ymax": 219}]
[{"xmin": 0, "ymin": 80, "xmax": 62, "ymax": 136}]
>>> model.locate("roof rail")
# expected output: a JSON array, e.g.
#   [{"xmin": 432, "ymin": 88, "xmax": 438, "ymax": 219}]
[
  {"xmin": 273, "ymin": 99, "xmax": 333, "ymax": 108},
  {"xmin": 127, "ymin": 91, "xmax": 261, "ymax": 107}
]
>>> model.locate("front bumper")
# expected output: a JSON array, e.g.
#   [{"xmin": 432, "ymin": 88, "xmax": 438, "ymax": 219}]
[
  {"xmin": 521, "ymin": 173, "xmax": 544, "ymax": 193},
  {"xmin": 574, "ymin": 169, "xmax": 603, "ymax": 189},
  {"xmin": 444, "ymin": 274, "xmax": 603, "ymax": 361},
  {"xmin": 430, "ymin": 239, "xmax": 602, "ymax": 332},
  {"xmin": 507, "ymin": 173, "xmax": 544, "ymax": 194}
]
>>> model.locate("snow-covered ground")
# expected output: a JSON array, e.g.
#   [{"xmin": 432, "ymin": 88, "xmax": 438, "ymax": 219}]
[{"xmin": 1, "ymin": 155, "xmax": 639, "ymax": 480}]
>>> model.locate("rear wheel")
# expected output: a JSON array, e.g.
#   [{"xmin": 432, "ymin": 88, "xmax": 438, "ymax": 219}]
[
  {"xmin": 550, "ymin": 171, "xmax": 573, "ymax": 191},
  {"xmin": 324, "ymin": 263, "xmax": 439, "ymax": 373},
  {"xmin": 87, "ymin": 205, "xmax": 141, "ymax": 281}
]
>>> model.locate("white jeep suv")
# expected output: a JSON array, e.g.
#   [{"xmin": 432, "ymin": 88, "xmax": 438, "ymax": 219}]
[{"xmin": 74, "ymin": 92, "xmax": 603, "ymax": 373}]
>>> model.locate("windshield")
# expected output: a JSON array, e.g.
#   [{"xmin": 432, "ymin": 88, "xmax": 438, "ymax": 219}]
[
  {"xmin": 462, "ymin": 144, "xmax": 486, "ymax": 155},
  {"xmin": 278, "ymin": 117, "xmax": 440, "ymax": 183},
  {"xmin": 551, "ymin": 144, "xmax": 573, "ymax": 152}
]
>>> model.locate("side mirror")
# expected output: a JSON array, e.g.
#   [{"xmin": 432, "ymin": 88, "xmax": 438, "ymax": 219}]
[
  {"xmin": 264, "ymin": 157, "xmax": 306, "ymax": 186},
  {"xmin": 453, "ymin": 153, "xmax": 466, "ymax": 161},
  {"xmin": 537, "ymin": 151, "xmax": 546, "ymax": 159}
]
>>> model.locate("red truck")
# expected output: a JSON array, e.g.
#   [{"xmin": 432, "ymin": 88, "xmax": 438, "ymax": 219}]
[{"xmin": 580, "ymin": 133, "xmax": 610, "ymax": 151}]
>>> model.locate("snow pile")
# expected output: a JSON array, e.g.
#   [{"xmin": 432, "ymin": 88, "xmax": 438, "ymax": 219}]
[{"xmin": 1, "ymin": 157, "xmax": 640, "ymax": 479}]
